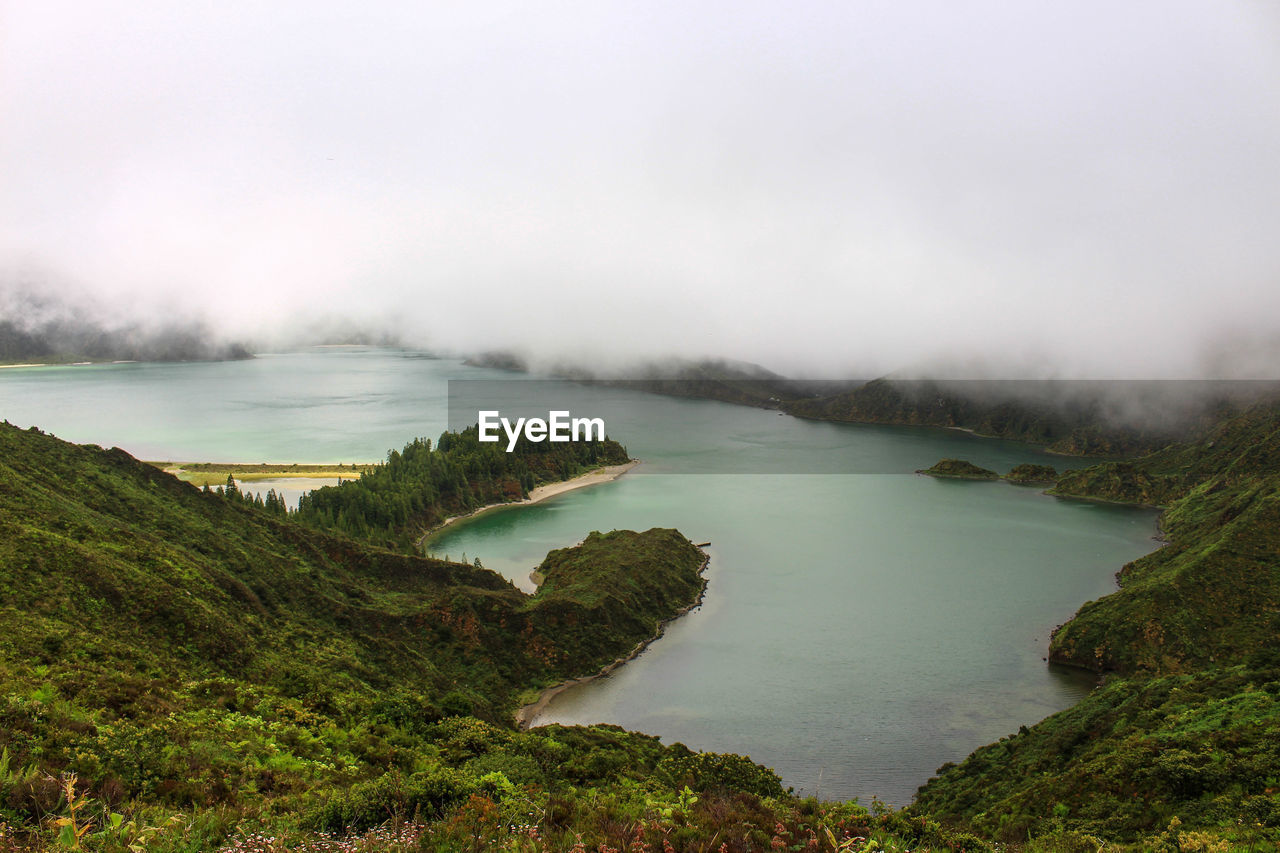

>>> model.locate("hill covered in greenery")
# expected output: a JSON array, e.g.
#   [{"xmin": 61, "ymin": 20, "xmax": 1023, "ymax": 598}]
[
  {"xmin": 912, "ymin": 401, "xmax": 1280, "ymax": 846},
  {"xmin": 783, "ymin": 378, "xmax": 1269, "ymax": 457},
  {"xmin": 0, "ymin": 285, "xmax": 251, "ymax": 365},
  {"xmin": 917, "ymin": 458, "xmax": 999, "ymax": 480}
]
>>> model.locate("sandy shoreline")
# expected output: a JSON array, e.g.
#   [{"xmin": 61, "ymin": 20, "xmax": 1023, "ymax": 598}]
[
  {"xmin": 418, "ymin": 459, "xmax": 640, "ymax": 547},
  {"xmin": 514, "ymin": 548, "xmax": 710, "ymax": 729}
]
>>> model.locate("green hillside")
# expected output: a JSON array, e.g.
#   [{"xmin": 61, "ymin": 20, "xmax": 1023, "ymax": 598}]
[
  {"xmin": 0, "ymin": 422, "xmax": 655, "ymax": 719},
  {"xmin": 783, "ymin": 378, "xmax": 1253, "ymax": 456},
  {"xmin": 913, "ymin": 402, "xmax": 1280, "ymax": 847},
  {"xmin": 917, "ymin": 458, "xmax": 1000, "ymax": 480}
]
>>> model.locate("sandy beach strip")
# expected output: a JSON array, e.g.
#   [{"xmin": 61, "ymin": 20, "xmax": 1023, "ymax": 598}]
[
  {"xmin": 420, "ymin": 459, "xmax": 640, "ymax": 546},
  {"xmin": 526, "ymin": 460, "xmax": 639, "ymax": 502}
]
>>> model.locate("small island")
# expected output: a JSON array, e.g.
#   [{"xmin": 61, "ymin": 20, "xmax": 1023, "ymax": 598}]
[
  {"xmin": 917, "ymin": 458, "xmax": 1000, "ymax": 480},
  {"xmin": 1002, "ymin": 463, "xmax": 1059, "ymax": 485}
]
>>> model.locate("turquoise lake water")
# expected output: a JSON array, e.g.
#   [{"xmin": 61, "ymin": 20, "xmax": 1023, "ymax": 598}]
[{"xmin": 0, "ymin": 348, "xmax": 1159, "ymax": 805}]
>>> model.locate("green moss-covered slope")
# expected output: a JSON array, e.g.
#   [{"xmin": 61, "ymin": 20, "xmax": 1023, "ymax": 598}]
[
  {"xmin": 783, "ymin": 378, "xmax": 1225, "ymax": 456},
  {"xmin": 1049, "ymin": 461, "xmax": 1179, "ymax": 507},
  {"xmin": 0, "ymin": 422, "xmax": 763, "ymax": 847},
  {"xmin": 917, "ymin": 458, "xmax": 1000, "ymax": 480},
  {"xmin": 915, "ymin": 401, "xmax": 1280, "ymax": 847},
  {"xmin": 914, "ymin": 664, "xmax": 1280, "ymax": 843},
  {"xmin": 0, "ymin": 422, "xmax": 661, "ymax": 718},
  {"xmin": 1003, "ymin": 463, "xmax": 1059, "ymax": 484},
  {"xmin": 1048, "ymin": 405, "xmax": 1280, "ymax": 674},
  {"xmin": 532, "ymin": 529, "xmax": 706, "ymax": 662}
]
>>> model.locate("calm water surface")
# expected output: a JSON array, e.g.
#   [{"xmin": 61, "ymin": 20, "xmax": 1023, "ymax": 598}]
[{"xmin": 0, "ymin": 349, "xmax": 1159, "ymax": 805}]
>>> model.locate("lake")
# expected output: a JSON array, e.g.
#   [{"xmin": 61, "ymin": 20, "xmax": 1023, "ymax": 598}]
[{"xmin": 0, "ymin": 347, "xmax": 1159, "ymax": 805}]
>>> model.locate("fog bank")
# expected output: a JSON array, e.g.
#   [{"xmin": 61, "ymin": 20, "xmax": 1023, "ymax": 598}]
[{"xmin": 3, "ymin": 2, "xmax": 1278, "ymax": 377}]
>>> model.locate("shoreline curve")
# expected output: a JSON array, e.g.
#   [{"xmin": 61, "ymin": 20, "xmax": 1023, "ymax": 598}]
[
  {"xmin": 419, "ymin": 459, "xmax": 640, "ymax": 548},
  {"xmin": 514, "ymin": 548, "xmax": 710, "ymax": 730}
]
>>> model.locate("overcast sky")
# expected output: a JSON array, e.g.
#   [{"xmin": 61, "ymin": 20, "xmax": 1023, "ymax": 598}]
[{"xmin": 2, "ymin": 2, "xmax": 1278, "ymax": 377}]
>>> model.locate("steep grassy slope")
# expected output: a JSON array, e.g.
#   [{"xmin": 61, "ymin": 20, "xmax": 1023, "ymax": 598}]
[
  {"xmin": 0, "ymin": 424, "xmax": 702, "ymax": 715},
  {"xmin": 914, "ymin": 402, "xmax": 1280, "ymax": 846},
  {"xmin": 914, "ymin": 664, "xmax": 1280, "ymax": 842},
  {"xmin": 0, "ymin": 422, "xmax": 751, "ymax": 846},
  {"xmin": 1049, "ymin": 405, "xmax": 1280, "ymax": 674},
  {"xmin": 531, "ymin": 529, "xmax": 707, "ymax": 666}
]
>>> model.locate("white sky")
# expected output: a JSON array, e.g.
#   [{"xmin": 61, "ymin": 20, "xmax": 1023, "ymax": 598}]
[{"xmin": 2, "ymin": 2, "xmax": 1278, "ymax": 376}]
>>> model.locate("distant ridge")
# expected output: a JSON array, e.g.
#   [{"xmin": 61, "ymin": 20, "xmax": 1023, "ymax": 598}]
[{"xmin": 0, "ymin": 283, "xmax": 252, "ymax": 364}]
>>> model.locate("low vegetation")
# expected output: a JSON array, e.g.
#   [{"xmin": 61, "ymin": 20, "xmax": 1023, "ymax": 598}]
[
  {"xmin": 914, "ymin": 401, "xmax": 1280, "ymax": 848},
  {"xmin": 1003, "ymin": 463, "xmax": 1058, "ymax": 485},
  {"xmin": 917, "ymin": 458, "xmax": 1000, "ymax": 480}
]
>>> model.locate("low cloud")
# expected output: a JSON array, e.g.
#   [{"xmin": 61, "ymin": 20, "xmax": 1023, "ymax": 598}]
[{"xmin": 3, "ymin": 2, "xmax": 1278, "ymax": 378}]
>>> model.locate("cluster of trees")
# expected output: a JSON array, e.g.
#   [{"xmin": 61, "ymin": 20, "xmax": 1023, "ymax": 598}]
[
  {"xmin": 283, "ymin": 426, "xmax": 629, "ymax": 549},
  {"xmin": 208, "ymin": 476, "xmax": 289, "ymax": 516}
]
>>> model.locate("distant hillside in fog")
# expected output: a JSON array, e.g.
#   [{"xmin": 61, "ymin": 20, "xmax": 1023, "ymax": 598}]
[{"xmin": 0, "ymin": 284, "xmax": 252, "ymax": 364}]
